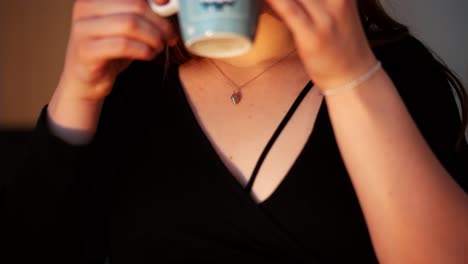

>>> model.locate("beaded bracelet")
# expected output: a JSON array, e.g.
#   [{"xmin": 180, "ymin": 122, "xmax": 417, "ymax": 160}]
[{"xmin": 321, "ymin": 61, "xmax": 382, "ymax": 96}]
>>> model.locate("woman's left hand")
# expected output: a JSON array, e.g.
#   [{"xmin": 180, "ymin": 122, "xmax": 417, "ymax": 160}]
[{"xmin": 266, "ymin": 0, "xmax": 379, "ymax": 92}]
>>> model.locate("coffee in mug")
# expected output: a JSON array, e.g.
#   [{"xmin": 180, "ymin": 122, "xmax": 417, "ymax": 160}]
[{"xmin": 148, "ymin": 0, "xmax": 262, "ymax": 58}]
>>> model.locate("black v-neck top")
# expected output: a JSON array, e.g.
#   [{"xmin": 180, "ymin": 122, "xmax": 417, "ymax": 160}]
[{"xmin": 2, "ymin": 35, "xmax": 467, "ymax": 263}]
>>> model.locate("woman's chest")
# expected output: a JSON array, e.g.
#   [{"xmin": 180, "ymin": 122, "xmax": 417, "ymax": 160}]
[{"xmin": 107, "ymin": 103, "xmax": 377, "ymax": 263}]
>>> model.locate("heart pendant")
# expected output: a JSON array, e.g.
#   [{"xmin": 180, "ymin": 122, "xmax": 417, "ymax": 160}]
[{"xmin": 231, "ymin": 92, "xmax": 241, "ymax": 105}]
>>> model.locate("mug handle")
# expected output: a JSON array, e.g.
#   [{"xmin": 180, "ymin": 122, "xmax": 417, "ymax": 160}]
[{"xmin": 147, "ymin": 0, "xmax": 179, "ymax": 17}]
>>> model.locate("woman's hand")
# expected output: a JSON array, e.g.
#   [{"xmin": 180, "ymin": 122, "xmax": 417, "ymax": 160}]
[
  {"xmin": 59, "ymin": 0, "xmax": 177, "ymax": 102},
  {"xmin": 266, "ymin": 0, "xmax": 378, "ymax": 91},
  {"xmin": 47, "ymin": 0, "xmax": 176, "ymax": 144}
]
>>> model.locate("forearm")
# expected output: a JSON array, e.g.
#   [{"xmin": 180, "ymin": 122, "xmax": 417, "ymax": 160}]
[{"xmin": 325, "ymin": 69, "xmax": 468, "ymax": 263}]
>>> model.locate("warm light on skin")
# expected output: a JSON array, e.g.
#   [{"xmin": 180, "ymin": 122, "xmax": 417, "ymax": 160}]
[{"xmin": 209, "ymin": 1, "xmax": 297, "ymax": 69}]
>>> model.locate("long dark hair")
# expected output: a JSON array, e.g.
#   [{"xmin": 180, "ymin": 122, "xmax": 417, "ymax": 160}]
[{"xmin": 156, "ymin": 0, "xmax": 468, "ymax": 150}]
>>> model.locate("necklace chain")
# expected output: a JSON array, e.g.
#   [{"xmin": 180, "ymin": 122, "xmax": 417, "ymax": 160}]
[{"xmin": 209, "ymin": 49, "xmax": 296, "ymax": 105}]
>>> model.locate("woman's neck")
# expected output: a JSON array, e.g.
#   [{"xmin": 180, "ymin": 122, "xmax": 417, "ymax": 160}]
[{"xmin": 211, "ymin": 11, "xmax": 296, "ymax": 69}]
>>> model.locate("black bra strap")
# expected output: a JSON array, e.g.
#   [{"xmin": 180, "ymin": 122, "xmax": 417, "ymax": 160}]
[{"xmin": 245, "ymin": 81, "xmax": 314, "ymax": 193}]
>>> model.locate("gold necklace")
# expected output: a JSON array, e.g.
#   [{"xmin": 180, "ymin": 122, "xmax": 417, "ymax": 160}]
[{"xmin": 209, "ymin": 49, "xmax": 296, "ymax": 105}]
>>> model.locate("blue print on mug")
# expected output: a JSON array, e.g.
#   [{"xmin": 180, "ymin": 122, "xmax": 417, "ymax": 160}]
[{"xmin": 199, "ymin": 0, "xmax": 237, "ymax": 11}]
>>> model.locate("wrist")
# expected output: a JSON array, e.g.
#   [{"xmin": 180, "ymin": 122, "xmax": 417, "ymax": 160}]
[
  {"xmin": 47, "ymin": 95, "xmax": 104, "ymax": 145},
  {"xmin": 314, "ymin": 54, "xmax": 379, "ymax": 92},
  {"xmin": 47, "ymin": 78, "xmax": 106, "ymax": 144},
  {"xmin": 320, "ymin": 60, "xmax": 382, "ymax": 96}
]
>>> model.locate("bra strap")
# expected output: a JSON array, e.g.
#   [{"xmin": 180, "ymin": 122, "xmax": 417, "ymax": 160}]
[{"xmin": 245, "ymin": 81, "xmax": 314, "ymax": 193}]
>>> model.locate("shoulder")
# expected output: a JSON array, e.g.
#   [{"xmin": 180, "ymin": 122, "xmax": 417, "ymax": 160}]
[
  {"xmin": 372, "ymin": 33, "xmax": 458, "ymax": 118},
  {"xmin": 372, "ymin": 33, "xmax": 448, "ymax": 88},
  {"xmin": 373, "ymin": 34, "xmax": 435, "ymax": 64},
  {"xmin": 373, "ymin": 34, "xmax": 444, "ymax": 85},
  {"xmin": 374, "ymin": 34, "xmax": 468, "ymax": 186}
]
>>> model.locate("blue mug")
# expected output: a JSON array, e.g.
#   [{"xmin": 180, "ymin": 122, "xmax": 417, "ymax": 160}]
[{"xmin": 148, "ymin": 0, "xmax": 261, "ymax": 58}]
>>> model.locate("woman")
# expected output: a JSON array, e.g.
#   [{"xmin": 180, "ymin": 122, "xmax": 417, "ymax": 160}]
[{"xmin": 3, "ymin": 0, "xmax": 468, "ymax": 263}]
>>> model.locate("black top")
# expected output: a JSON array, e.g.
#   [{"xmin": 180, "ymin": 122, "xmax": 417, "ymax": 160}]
[{"xmin": 2, "ymin": 35, "xmax": 467, "ymax": 264}]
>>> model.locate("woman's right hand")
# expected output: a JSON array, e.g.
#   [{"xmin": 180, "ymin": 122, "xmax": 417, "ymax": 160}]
[
  {"xmin": 47, "ymin": 0, "xmax": 176, "ymax": 144},
  {"xmin": 60, "ymin": 0, "xmax": 176, "ymax": 101}
]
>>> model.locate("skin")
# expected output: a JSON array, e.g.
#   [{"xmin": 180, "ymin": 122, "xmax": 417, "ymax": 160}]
[
  {"xmin": 46, "ymin": 0, "xmax": 468, "ymax": 263},
  {"xmin": 265, "ymin": 1, "xmax": 468, "ymax": 263}
]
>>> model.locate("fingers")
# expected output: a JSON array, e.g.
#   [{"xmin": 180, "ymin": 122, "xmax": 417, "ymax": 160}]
[
  {"xmin": 81, "ymin": 37, "xmax": 156, "ymax": 62},
  {"xmin": 73, "ymin": 0, "xmax": 149, "ymax": 19},
  {"xmin": 295, "ymin": 0, "xmax": 332, "ymax": 28},
  {"xmin": 73, "ymin": 0, "xmax": 177, "ymax": 42},
  {"xmin": 265, "ymin": 0, "xmax": 312, "ymax": 35},
  {"xmin": 75, "ymin": 13, "xmax": 166, "ymax": 51},
  {"xmin": 266, "ymin": 0, "xmax": 335, "ymax": 34}
]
